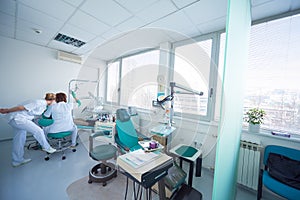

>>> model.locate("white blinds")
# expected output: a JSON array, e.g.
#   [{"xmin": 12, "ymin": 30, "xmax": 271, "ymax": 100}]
[{"xmin": 244, "ymin": 14, "xmax": 300, "ymax": 133}]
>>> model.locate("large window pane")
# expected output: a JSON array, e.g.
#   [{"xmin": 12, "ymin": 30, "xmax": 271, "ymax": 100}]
[
  {"xmin": 120, "ymin": 50, "xmax": 159, "ymax": 109},
  {"xmin": 218, "ymin": 14, "xmax": 300, "ymax": 133},
  {"xmin": 106, "ymin": 61, "xmax": 120, "ymax": 103},
  {"xmin": 173, "ymin": 39, "xmax": 212, "ymax": 116},
  {"xmin": 244, "ymin": 14, "xmax": 300, "ymax": 133}
]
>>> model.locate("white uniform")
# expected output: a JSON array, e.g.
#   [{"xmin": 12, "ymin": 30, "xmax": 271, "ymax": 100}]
[
  {"xmin": 43, "ymin": 102, "xmax": 77, "ymax": 146},
  {"xmin": 8, "ymin": 99, "xmax": 51, "ymax": 164}
]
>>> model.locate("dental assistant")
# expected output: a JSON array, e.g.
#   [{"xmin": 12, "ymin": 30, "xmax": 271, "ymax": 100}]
[
  {"xmin": 0, "ymin": 93, "xmax": 57, "ymax": 167},
  {"xmin": 43, "ymin": 92, "xmax": 79, "ymax": 147}
]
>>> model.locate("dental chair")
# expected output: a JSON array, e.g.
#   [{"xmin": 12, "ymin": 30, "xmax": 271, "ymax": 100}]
[
  {"xmin": 38, "ymin": 118, "xmax": 76, "ymax": 160},
  {"xmin": 88, "ymin": 131, "xmax": 117, "ymax": 186},
  {"xmin": 257, "ymin": 145, "xmax": 300, "ymax": 200},
  {"xmin": 114, "ymin": 108, "xmax": 149, "ymax": 153}
]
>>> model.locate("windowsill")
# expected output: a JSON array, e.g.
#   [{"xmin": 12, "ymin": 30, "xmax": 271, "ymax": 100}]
[
  {"xmin": 172, "ymin": 116, "xmax": 219, "ymax": 126},
  {"xmin": 242, "ymin": 128, "xmax": 300, "ymax": 143}
]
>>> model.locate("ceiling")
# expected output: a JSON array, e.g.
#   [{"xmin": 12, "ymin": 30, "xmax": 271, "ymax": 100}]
[{"xmin": 1, "ymin": 0, "xmax": 300, "ymax": 61}]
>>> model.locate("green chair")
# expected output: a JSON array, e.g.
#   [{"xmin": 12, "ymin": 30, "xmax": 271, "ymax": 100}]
[
  {"xmin": 88, "ymin": 131, "xmax": 117, "ymax": 186},
  {"xmin": 115, "ymin": 108, "xmax": 149, "ymax": 153},
  {"xmin": 38, "ymin": 118, "xmax": 76, "ymax": 160}
]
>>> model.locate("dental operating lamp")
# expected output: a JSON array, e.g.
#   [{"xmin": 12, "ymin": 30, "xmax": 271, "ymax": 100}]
[{"xmin": 156, "ymin": 82, "xmax": 204, "ymax": 127}]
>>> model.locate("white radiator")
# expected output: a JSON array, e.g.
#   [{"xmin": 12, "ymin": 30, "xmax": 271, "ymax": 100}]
[{"xmin": 237, "ymin": 140, "xmax": 261, "ymax": 190}]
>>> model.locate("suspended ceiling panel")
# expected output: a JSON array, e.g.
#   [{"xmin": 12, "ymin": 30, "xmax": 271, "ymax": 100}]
[
  {"xmin": 115, "ymin": 0, "xmax": 159, "ymax": 13},
  {"xmin": 252, "ymin": 0, "xmax": 300, "ymax": 21},
  {"xmin": 18, "ymin": 0, "xmax": 76, "ymax": 21},
  {"xmin": 148, "ymin": 10, "xmax": 200, "ymax": 37},
  {"xmin": 80, "ymin": 0, "xmax": 132, "ymax": 26},
  {"xmin": 183, "ymin": 0, "xmax": 227, "ymax": 26},
  {"xmin": 68, "ymin": 10, "xmax": 110, "ymax": 35},
  {"xmin": 90, "ymin": 28, "xmax": 173, "ymax": 60},
  {"xmin": 135, "ymin": 0, "xmax": 177, "ymax": 24},
  {"xmin": 0, "ymin": 0, "xmax": 299, "ymax": 61}
]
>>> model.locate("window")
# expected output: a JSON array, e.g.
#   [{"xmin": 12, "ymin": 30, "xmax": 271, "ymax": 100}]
[
  {"xmin": 172, "ymin": 39, "xmax": 212, "ymax": 118},
  {"xmin": 220, "ymin": 14, "xmax": 300, "ymax": 134},
  {"xmin": 106, "ymin": 61, "xmax": 120, "ymax": 103},
  {"xmin": 106, "ymin": 50, "xmax": 159, "ymax": 109},
  {"xmin": 214, "ymin": 33, "xmax": 226, "ymax": 121},
  {"xmin": 120, "ymin": 50, "xmax": 159, "ymax": 109}
]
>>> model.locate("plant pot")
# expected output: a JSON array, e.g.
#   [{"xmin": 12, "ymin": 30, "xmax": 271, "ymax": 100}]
[{"xmin": 248, "ymin": 123, "xmax": 260, "ymax": 133}]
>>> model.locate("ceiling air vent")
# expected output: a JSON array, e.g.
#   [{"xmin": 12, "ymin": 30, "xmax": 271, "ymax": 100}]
[{"xmin": 54, "ymin": 33, "xmax": 86, "ymax": 48}]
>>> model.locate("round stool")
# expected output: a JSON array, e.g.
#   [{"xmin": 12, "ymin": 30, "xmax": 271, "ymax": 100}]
[
  {"xmin": 88, "ymin": 144, "xmax": 117, "ymax": 186},
  {"xmin": 45, "ymin": 131, "xmax": 76, "ymax": 160}
]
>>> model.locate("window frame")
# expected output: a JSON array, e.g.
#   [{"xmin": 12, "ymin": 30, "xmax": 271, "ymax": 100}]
[
  {"xmin": 244, "ymin": 14, "xmax": 300, "ymax": 134},
  {"xmin": 170, "ymin": 33, "xmax": 221, "ymax": 122},
  {"xmin": 104, "ymin": 10, "xmax": 300, "ymax": 129},
  {"xmin": 105, "ymin": 48, "xmax": 159, "ymax": 107},
  {"xmin": 217, "ymin": 12, "xmax": 300, "ymax": 135},
  {"xmin": 105, "ymin": 59, "xmax": 121, "ymax": 105}
]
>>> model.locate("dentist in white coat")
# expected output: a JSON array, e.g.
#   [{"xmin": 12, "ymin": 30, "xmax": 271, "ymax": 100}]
[
  {"xmin": 0, "ymin": 93, "xmax": 57, "ymax": 167},
  {"xmin": 43, "ymin": 92, "xmax": 79, "ymax": 147}
]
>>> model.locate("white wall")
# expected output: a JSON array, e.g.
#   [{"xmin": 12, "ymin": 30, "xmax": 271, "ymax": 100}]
[
  {"xmin": 0, "ymin": 36, "xmax": 82, "ymax": 140},
  {"xmin": 71, "ymin": 56, "xmax": 106, "ymax": 119},
  {"xmin": 81, "ymin": 56, "xmax": 106, "ymax": 98}
]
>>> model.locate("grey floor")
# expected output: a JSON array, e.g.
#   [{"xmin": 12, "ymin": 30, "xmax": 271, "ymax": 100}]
[{"xmin": 0, "ymin": 132, "xmax": 284, "ymax": 200}]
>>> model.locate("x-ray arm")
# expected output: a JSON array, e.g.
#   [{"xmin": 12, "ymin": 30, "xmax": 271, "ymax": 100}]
[
  {"xmin": 170, "ymin": 82, "xmax": 204, "ymax": 96},
  {"xmin": 156, "ymin": 82, "xmax": 203, "ymax": 107}
]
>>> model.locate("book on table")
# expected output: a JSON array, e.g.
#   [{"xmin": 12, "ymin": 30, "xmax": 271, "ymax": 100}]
[{"xmin": 119, "ymin": 149, "xmax": 161, "ymax": 168}]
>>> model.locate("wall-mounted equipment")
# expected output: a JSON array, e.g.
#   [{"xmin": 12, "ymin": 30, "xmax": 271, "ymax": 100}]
[{"xmin": 57, "ymin": 51, "xmax": 82, "ymax": 64}]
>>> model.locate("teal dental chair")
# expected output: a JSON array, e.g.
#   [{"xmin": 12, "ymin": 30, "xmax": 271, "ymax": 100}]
[
  {"xmin": 38, "ymin": 118, "xmax": 76, "ymax": 160},
  {"xmin": 257, "ymin": 145, "xmax": 300, "ymax": 200},
  {"xmin": 115, "ymin": 108, "xmax": 149, "ymax": 153}
]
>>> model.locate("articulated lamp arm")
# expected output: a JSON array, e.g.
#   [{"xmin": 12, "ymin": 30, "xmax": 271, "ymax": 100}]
[{"xmin": 156, "ymin": 82, "xmax": 204, "ymax": 127}]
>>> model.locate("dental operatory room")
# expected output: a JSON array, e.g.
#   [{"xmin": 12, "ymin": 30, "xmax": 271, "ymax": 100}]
[{"xmin": 2, "ymin": 0, "xmax": 300, "ymax": 200}]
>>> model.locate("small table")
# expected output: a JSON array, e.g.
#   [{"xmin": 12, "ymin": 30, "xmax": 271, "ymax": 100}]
[
  {"xmin": 169, "ymin": 144, "xmax": 202, "ymax": 187},
  {"xmin": 150, "ymin": 125, "xmax": 176, "ymax": 152},
  {"xmin": 117, "ymin": 152, "xmax": 173, "ymax": 200}
]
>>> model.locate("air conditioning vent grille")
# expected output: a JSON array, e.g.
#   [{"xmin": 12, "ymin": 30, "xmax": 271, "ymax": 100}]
[{"xmin": 54, "ymin": 33, "xmax": 86, "ymax": 47}]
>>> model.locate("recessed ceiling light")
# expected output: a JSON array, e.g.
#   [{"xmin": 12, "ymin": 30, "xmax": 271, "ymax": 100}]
[{"xmin": 54, "ymin": 33, "xmax": 86, "ymax": 48}]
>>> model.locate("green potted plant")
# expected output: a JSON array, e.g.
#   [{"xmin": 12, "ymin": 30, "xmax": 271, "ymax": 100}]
[{"xmin": 244, "ymin": 108, "xmax": 266, "ymax": 133}]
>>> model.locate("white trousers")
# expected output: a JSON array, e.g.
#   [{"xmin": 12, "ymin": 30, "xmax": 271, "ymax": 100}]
[
  {"xmin": 70, "ymin": 125, "xmax": 78, "ymax": 146},
  {"xmin": 9, "ymin": 119, "xmax": 51, "ymax": 163},
  {"xmin": 44, "ymin": 124, "xmax": 78, "ymax": 146}
]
